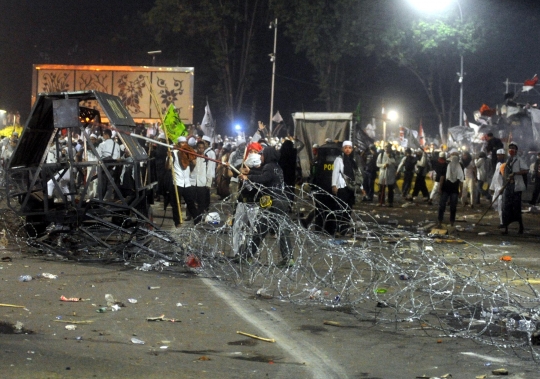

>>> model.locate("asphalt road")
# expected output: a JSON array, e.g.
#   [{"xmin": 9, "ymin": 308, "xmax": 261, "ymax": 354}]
[{"xmin": 1, "ymin": 195, "xmax": 540, "ymax": 379}]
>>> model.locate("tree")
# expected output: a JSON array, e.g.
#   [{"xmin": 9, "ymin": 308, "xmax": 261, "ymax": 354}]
[
  {"xmin": 145, "ymin": 0, "xmax": 267, "ymax": 125},
  {"xmin": 362, "ymin": 1, "xmax": 486, "ymax": 142},
  {"xmin": 270, "ymin": 0, "xmax": 366, "ymax": 112}
]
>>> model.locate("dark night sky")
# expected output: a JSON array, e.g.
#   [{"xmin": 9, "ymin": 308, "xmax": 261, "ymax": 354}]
[{"xmin": 2, "ymin": 0, "xmax": 540, "ymax": 138}]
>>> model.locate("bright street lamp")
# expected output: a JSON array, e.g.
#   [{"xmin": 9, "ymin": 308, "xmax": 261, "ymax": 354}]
[
  {"xmin": 406, "ymin": 0, "xmax": 464, "ymax": 127},
  {"xmin": 382, "ymin": 108, "xmax": 398, "ymax": 142}
]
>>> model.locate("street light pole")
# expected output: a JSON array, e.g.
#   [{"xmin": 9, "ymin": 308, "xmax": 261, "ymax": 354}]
[
  {"xmin": 269, "ymin": 18, "xmax": 278, "ymax": 134},
  {"xmin": 456, "ymin": 1, "xmax": 464, "ymax": 127}
]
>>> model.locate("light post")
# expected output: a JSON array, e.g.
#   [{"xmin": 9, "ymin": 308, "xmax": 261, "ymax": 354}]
[
  {"xmin": 269, "ymin": 18, "xmax": 278, "ymax": 134},
  {"xmin": 407, "ymin": 0, "xmax": 464, "ymax": 127},
  {"xmin": 382, "ymin": 108, "xmax": 398, "ymax": 143},
  {"xmin": 148, "ymin": 50, "xmax": 162, "ymax": 66}
]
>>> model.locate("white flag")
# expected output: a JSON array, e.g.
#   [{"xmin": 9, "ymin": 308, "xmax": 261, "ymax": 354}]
[
  {"xmin": 201, "ymin": 101, "xmax": 214, "ymax": 138},
  {"xmin": 272, "ymin": 110, "xmax": 283, "ymax": 124}
]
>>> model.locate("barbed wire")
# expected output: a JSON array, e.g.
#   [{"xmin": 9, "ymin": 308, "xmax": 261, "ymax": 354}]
[{"xmin": 1, "ymin": 183, "xmax": 540, "ymax": 363}]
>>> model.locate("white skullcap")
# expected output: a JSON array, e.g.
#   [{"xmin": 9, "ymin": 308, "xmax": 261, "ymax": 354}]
[
  {"xmin": 188, "ymin": 137, "xmax": 197, "ymax": 146},
  {"xmin": 508, "ymin": 141, "xmax": 518, "ymax": 148},
  {"xmin": 245, "ymin": 153, "xmax": 262, "ymax": 168},
  {"xmin": 496, "ymin": 148, "xmax": 505, "ymax": 154},
  {"xmin": 177, "ymin": 136, "xmax": 187, "ymax": 143},
  {"xmin": 237, "ymin": 137, "xmax": 246, "ymax": 145},
  {"xmin": 158, "ymin": 132, "xmax": 166, "ymax": 139},
  {"xmin": 342, "ymin": 140, "xmax": 353, "ymax": 147},
  {"xmin": 90, "ymin": 134, "xmax": 97, "ymax": 139},
  {"xmin": 439, "ymin": 151, "xmax": 446, "ymax": 158},
  {"xmin": 202, "ymin": 135, "xmax": 212, "ymax": 143},
  {"xmin": 312, "ymin": 144, "xmax": 319, "ymax": 148}
]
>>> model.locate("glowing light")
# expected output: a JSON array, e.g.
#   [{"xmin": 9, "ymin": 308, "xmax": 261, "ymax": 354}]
[{"xmin": 407, "ymin": 0, "xmax": 454, "ymax": 14}]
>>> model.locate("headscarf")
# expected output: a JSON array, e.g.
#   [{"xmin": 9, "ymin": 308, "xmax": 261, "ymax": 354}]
[
  {"xmin": 446, "ymin": 155, "xmax": 464, "ymax": 183},
  {"xmin": 262, "ymin": 146, "xmax": 280, "ymax": 164}
]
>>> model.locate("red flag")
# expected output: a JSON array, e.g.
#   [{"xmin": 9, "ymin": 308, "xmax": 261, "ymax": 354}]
[
  {"xmin": 523, "ymin": 74, "xmax": 538, "ymax": 92},
  {"xmin": 418, "ymin": 120, "xmax": 425, "ymax": 147}
]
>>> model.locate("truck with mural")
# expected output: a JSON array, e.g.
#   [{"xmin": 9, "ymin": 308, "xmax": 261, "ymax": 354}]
[{"xmin": 32, "ymin": 64, "xmax": 194, "ymax": 124}]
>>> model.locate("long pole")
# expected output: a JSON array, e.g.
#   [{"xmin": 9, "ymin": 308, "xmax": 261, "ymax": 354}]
[
  {"xmin": 269, "ymin": 18, "xmax": 278, "ymax": 135},
  {"xmin": 457, "ymin": 1, "xmax": 464, "ymax": 127},
  {"xmin": 459, "ymin": 54, "xmax": 464, "ymax": 126}
]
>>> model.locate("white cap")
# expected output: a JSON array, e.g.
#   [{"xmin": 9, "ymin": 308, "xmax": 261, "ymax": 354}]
[
  {"xmin": 178, "ymin": 136, "xmax": 187, "ymax": 143},
  {"xmin": 496, "ymin": 148, "xmax": 505, "ymax": 154},
  {"xmin": 202, "ymin": 135, "xmax": 212, "ymax": 143},
  {"xmin": 508, "ymin": 141, "xmax": 518, "ymax": 148},
  {"xmin": 188, "ymin": 137, "xmax": 197, "ymax": 146},
  {"xmin": 439, "ymin": 151, "xmax": 446, "ymax": 158},
  {"xmin": 158, "ymin": 133, "xmax": 166, "ymax": 139},
  {"xmin": 342, "ymin": 140, "xmax": 353, "ymax": 147},
  {"xmin": 90, "ymin": 133, "xmax": 97, "ymax": 139},
  {"xmin": 237, "ymin": 137, "xmax": 246, "ymax": 145}
]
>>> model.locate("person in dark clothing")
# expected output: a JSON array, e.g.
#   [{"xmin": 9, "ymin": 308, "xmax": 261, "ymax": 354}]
[
  {"xmin": 153, "ymin": 133, "xmax": 169, "ymax": 202},
  {"xmin": 501, "ymin": 142, "xmax": 528, "ymax": 235},
  {"xmin": 428, "ymin": 151, "xmax": 448, "ymax": 205},
  {"xmin": 437, "ymin": 151, "xmax": 464, "ymax": 227},
  {"xmin": 239, "ymin": 147, "xmax": 293, "ymax": 267},
  {"xmin": 410, "ymin": 148, "xmax": 430, "ymax": 200},
  {"xmin": 361, "ymin": 145, "xmax": 378, "ymax": 201},
  {"xmin": 331, "ymin": 140, "xmax": 358, "ymax": 236},
  {"xmin": 278, "ymin": 139, "xmax": 297, "ymax": 202},
  {"xmin": 396, "ymin": 148, "xmax": 416, "ymax": 198}
]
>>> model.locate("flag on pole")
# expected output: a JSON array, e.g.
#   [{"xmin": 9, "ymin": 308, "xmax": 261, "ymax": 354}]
[
  {"xmin": 523, "ymin": 74, "xmax": 538, "ymax": 92},
  {"xmin": 418, "ymin": 119, "xmax": 425, "ymax": 147},
  {"xmin": 201, "ymin": 101, "xmax": 215, "ymax": 138},
  {"xmin": 272, "ymin": 111, "xmax": 283, "ymax": 124},
  {"xmin": 163, "ymin": 104, "xmax": 187, "ymax": 142}
]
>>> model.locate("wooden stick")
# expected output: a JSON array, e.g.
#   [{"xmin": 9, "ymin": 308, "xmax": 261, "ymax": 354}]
[
  {"xmin": 54, "ymin": 320, "xmax": 94, "ymax": 324},
  {"xmin": 0, "ymin": 303, "xmax": 25, "ymax": 308},
  {"xmin": 236, "ymin": 330, "xmax": 275, "ymax": 343},
  {"xmin": 323, "ymin": 320, "xmax": 342, "ymax": 327}
]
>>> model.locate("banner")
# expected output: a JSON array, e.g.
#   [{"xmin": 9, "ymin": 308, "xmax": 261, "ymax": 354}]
[{"xmin": 163, "ymin": 104, "xmax": 187, "ymax": 142}]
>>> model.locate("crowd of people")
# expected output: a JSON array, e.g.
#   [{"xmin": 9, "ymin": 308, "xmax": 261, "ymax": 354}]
[{"xmin": 3, "ymin": 117, "xmax": 537, "ymax": 266}]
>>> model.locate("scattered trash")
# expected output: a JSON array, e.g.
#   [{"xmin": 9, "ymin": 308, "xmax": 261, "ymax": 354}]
[
  {"xmin": 128, "ymin": 298, "xmax": 137, "ymax": 304},
  {"xmin": 500, "ymin": 241, "xmax": 512, "ymax": 246},
  {"xmin": 476, "ymin": 375, "xmax": 487, "ymax": 379},
  {"xmin": 54, "ymin": 320, "xmax": 93, "ymax": 324},
  {"xmin": 323, "ymin": 320, "xmax": 341, "ymax": 327},
  {"xmin": 1, "ymin": 256, "xmax": 12, "ymax": 262},
  {"xmin": 477, "ymin": 232, "xmax": 488, "ymax": 236},
  {"xmin": 18, "ymin": 275, "xmax": 32, "ymax": 282},
  {"xmin": 131, "ymin": 337, "xmax": 145, "ymax": 344},
  {"xmin": 236, "ymin": 330, "xmax": 275, "ymax": 343},
  {"xmin": 0, "ymin": 303, "xmax": 25, "ymax": 308},
  {"xmin": 148, "ymin": 286, "xmax": 160, "ymax": 290},
  {"xmin": 111, "ymin": 304, "xmax": 122, "ymax": 311},
  {"xmin": 256, "ymin": 288, "xmax": 273, "ymax": 299},
  {"xmin": 491, "ymin": 368, "xmax": 508, "ymax": 375},
  {"xmin": 65, "ymin": 324, "xmax": 77, "ymax": 330},
  {"xmin": 60, "ymin": 296, "xmax": 82, "ymax": 302},
  {"xmin": 399, "ymin": 274, "xmax": 409, "ymax": 280},
  {"xmin": 375, "ymin": 288, "xmax": 387, "ymax": 294},
  {"xmin": 159, "ymin": 345, "xmax": 168, "ymax": 349},
  {"xmin": 500, "ymin": 256, "xmax": 512, "ymax": 262},
  {"xmin": 186, "ymin": 254, "xmax": 201, "ymax": 268},
  {"xmin": 37, "ymin": 273, "xmax": 58, "ymax": 279},
  {"xmin": 332, "ymin": 295, "xmax": 341, "ymax": 304},
  {"xmin": 176, "ymin": 303, "xmax": 183, "ymax": 307},
  {"xmin": 198, "ymin": 356, "xmax": 211, "ymax": 361},
  {"xmin": 96, "ymin": 307, "xmax": 107, "ymax": 313},
  {"xmin": 135, "ymin": 259, "xmax": 171, "ymax": 272},
  {"xmin": 146, "ymin": 315, "xmax": 178, "ymax": 322}
]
